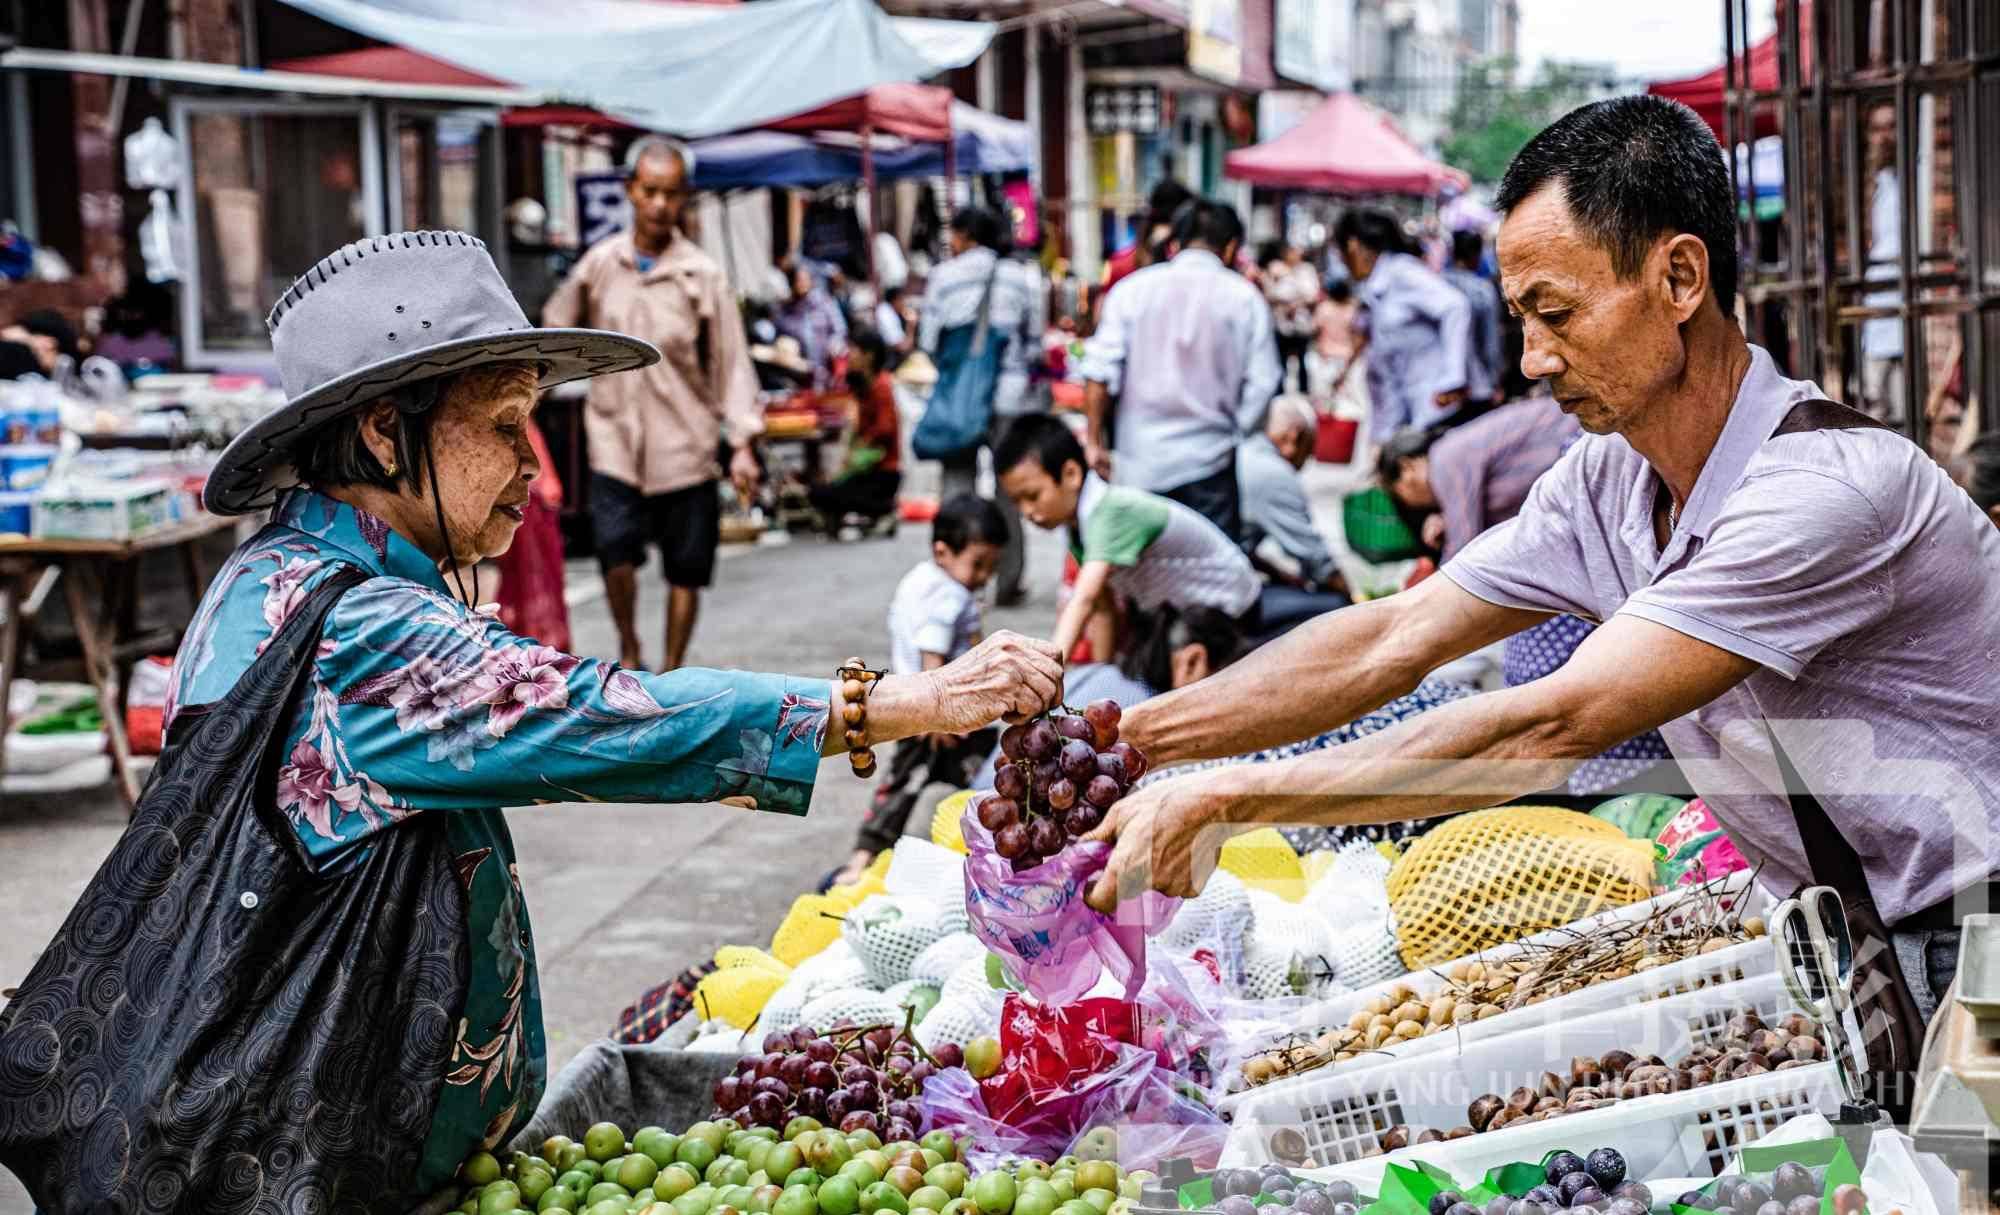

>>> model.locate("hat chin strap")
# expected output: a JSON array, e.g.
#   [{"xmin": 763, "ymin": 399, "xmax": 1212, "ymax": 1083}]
[{"xmin": 424, "ymin": 438, "xmax": 479, "ymax": 609}]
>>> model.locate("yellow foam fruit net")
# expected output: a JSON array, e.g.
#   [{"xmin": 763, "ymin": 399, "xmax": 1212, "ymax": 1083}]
[
  {"xmin": 768, "ymin": 893, "xmax": 851, "ymax": 965},
  {"xmin": 931, "ymin": 790, "xmax": 976, "ymax": 855},
  {"xmin": 1217, "ymin": 827, "xmax": 1306, "ymax": 900},
  {"xmin": 695, "ymin": 947, "xmax": 793, "ymax": 1029},
  {"xmin": 1386, "ymin": 805, "xmax": 1655, "ymax": 969}
]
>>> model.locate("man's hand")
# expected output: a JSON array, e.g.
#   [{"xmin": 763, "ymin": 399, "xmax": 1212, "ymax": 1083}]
[
  {"xmin": 730, "ymin": 444, "xmax": 762, "ymax": 502},
  {"xmin": 1083, "ymin": 437, "xmax": 1114, "ymax": 481},
  {"xmin": 1434, "ymin": 387, "xmax": 1467, "ymax": 411},
  {"xmin": 1082, "ymin": 769, "xmax": 1243, "ymax": 912}
]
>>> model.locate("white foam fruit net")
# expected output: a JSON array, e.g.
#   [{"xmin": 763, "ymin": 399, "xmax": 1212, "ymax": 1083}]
[
  {"xmin": 916, "ymin": 985, "xmax": 1003, "ymax": 1053},
  {"xmin": 843, "ymin": 894, "xmax": 954, "ymax": 989},
  {"xmin": 1305, "ymin": 841, "xmax": 1404, "ymax": 989},
  {"xmin": 798, "ymin": 987, "xmax": 904, "ymax": 1033},
  {"xmin": 911, "ymin": 932, "xmax": 985, "ymax": 988},
  {"xmin": 687, "ymin": 1024, "xmax": 753, "ymax": 1054},
  {"xmin": 941, "ymin": 954, "xmax": 997, "ymax": 1004},
  {"xmin": 1162, "ymin": 869, "xmax": 1254, "ymax": 987}
]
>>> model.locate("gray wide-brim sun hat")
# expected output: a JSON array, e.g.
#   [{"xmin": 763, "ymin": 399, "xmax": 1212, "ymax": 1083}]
[{"xmin": 203, "ymin": 229, "xmax": 659, "ymax": 516}]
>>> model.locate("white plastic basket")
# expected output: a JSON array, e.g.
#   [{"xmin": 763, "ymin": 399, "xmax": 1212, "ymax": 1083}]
[
  {"xmin": 1287, "ymin": 1063, "xmax": 1846, "ymax": 1198},
  {"xmin": 1220, "ymin": 970, "xmax": 1852, "ymax": 1183},
  {"xmin": 1218, "ymin": 872, "xmax": 1777, "ymax": 1109}
]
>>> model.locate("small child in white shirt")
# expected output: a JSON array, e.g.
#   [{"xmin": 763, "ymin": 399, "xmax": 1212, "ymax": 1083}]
[{"xmin": 835, "ymin": 494, "xmax": 1010, "ymax": 884}]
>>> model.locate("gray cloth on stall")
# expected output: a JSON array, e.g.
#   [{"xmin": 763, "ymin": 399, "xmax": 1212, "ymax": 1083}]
[
  {"xmin": 510, "ymin": 1040, "xmax": 739, "ymax": 1153},
  {"xmin": 1893, "ymin": 928, "xmax": 1963, "ymax": 1027}
]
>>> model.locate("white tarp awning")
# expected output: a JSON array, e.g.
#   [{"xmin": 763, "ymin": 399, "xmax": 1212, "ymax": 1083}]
[{"xmin": 275, "ymin": 0, "xmax": 996, "ymax": 138}]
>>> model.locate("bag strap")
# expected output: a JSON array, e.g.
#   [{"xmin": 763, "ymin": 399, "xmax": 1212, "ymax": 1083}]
[
  {"xmin": 969, "ymin": 259, "xmax": 1000, "ymax": 358},
  {"xmin": 245, "ymin": 565, "xmax": 374, "ymax": 873},
  {"xmin": 1771, "ymin": 397, "xmax": 1898, "ymax": 439}
]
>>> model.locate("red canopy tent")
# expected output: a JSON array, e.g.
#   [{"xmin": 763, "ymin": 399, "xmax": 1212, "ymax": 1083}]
[
  {"xmin": 1647, "ymin": 1, "xmax": 1813, "ymax": 141},
  {"xmin": 1223, "ymin": 92, "xmax": 1468, "ymax": 196}
]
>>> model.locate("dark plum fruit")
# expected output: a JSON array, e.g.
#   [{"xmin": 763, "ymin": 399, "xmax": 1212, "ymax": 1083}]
[
  {"xmin": 1544, "ymin": 1154, "xmax": 1587, "ymax": 1188},
  {"xmin": 1219, "ymin": 1198, "xmax": 1256, "ymax": 1215},
  {"xmin": 1523, "ymin": 1187, "xmax": 1562, "ymax": 1208},
  {"xmin": 1772, "ymin": 1163, "xmax": 1817, "ymax": 1203},
  {"xmin": 1585, "ymin": 1148, "xmax": 1627, "ymax": 1191},
  {"xmin": 1322, "ymin": 1182, "xmax": 1358, "ymax": 1207},
  {"xmin": 1427, "ymin": 1191, "xmax": 1464, "ymax": 1215},
  {"xmin": 1557, "ymin": 1173, "xmax": 1597, "ymax": 1206},
  {"xmin": 1611, "ymin": 1184, "xmax": 1652, "ymax": 1210},
  {"xmin": 1567, "ymin": 1186, "xmax": 1605, "ymax": 1209}
]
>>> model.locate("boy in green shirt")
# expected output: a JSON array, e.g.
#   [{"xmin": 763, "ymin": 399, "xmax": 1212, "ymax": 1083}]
[{"xmin": 995, "ymin": 415, "xmax": 1261, "ymax": 658}]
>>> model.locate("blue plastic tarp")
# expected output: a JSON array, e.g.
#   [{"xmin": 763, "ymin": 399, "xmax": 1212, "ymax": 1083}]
[
  {"xmin": 275, "ymin": 0, "xmax": 994, "ymax": 139},
  {"xmin": 689, "ymin": 102, "xmax": 1036, "ymax": 190}
]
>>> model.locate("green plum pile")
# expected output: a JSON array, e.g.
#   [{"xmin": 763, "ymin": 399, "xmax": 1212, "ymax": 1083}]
[
  {"xmin": 445, "ymin": 1116, "xmax": 1150, "ymax": 1215},
  {"xmin": 983, "ymin": 702, "xmax": 1148, "ymax": 871},
  {"xmin": 1676, "ymin": 1161, "xmax": 1868, "ymax": 1215},
  {"xmin": 714, "ymin": 1023, "xmax": 961, "ymax": 1139}
]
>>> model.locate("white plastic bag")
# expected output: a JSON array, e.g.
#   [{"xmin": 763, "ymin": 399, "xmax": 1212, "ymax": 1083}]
[{"xmin": 1861, "ymin": 1128, "xmax": 1959, "ymax": 1215}]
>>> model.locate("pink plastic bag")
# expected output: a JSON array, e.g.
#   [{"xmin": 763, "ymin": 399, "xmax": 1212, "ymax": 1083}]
[{"xmin": 961, "ymin": 805, "xmax": 1179, "ymax": 1005}]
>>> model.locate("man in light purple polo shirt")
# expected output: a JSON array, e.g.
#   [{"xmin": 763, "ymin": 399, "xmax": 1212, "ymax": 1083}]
[{"xmin": 1082, "ymin": 97, "xmax": 2000, "ymax": 1047}]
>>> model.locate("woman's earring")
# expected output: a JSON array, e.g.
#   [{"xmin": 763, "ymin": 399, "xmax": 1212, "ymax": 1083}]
[{"xmin": 385, "ymin": 461, "xmax": 398, "ymax": 476}]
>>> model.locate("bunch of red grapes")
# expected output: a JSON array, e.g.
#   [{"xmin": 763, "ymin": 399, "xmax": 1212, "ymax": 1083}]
[
  {"xmin": 976, "ymin": 699, "xmax": 1149, "ymax": 872},
  {"xmin": 711, "ymin": 1023, "xmax": 965, "ymax": 1139}
]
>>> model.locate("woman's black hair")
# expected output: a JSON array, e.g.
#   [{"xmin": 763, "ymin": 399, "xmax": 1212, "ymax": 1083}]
[
  {"xmin": 1120, "ymin": 605, "xmax": 1245, "ymax": 693},
  {"xmin": 1255, "ymin": 238, "xmax": 1286, "ymax": 268},
  {"xmin": 293, "ymin": 376, "xmax": 449, "ymax": 497},
  {"xmin": 1375, "ymin": 425, "xmax": 1442, "ymax": 491},
  {"xmin": 1333, "ymin": 208, "xmax": 1413, "ymax": 257},
  {"xmin": 1963, "ymin": 433, "xmax": 2000, "ymax": 513}
]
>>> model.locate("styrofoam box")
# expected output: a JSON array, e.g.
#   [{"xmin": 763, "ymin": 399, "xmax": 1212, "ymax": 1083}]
[
  {"xmin": 1218, "ymin": 873, "xmax": 1778, "ymax": 1112},
  {"xmin": 1222, "ymin": 971, "xmax": 1855, "ymax": 1187}
]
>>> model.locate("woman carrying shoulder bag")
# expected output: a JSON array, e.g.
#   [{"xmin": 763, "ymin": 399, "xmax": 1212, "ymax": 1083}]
[{"xmin": 914, "ymin": 205, "xmax": 1046, "ymax": 606}]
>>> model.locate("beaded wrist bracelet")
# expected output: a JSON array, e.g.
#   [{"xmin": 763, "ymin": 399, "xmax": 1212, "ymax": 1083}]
[{"xmin": 836, "ymin": 659, "xmax": 883, "ymax": 779}]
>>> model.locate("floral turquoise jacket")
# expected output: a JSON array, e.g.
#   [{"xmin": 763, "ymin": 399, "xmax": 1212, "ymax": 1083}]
[{"xmin": 166, "ymin": 489, "xmax": 829, "ymax": 1186}]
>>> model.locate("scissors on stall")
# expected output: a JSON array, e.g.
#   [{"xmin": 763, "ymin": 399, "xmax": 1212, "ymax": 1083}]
[{"xmin": 1770, "ymin": 884, "xmax": 1889, "ymax": 1158}]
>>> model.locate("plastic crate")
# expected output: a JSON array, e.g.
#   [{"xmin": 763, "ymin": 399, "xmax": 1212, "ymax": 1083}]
[
  {"xmin": 1341, "ymin": 487, "xmax": 1423, "ymax": 563},
  {"xmin": 1217, "ymin": 874, "xmax": 1776, "ymax": 1111},
  {"xmin": 1223, "ymin": 973, "xmax": 1851, "ymax": 1186}
]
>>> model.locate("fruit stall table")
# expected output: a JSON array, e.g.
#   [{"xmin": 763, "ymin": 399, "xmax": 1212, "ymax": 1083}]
[{"xmin": 0, "ymin": 512, "xmax": 239, "ymax": 806}]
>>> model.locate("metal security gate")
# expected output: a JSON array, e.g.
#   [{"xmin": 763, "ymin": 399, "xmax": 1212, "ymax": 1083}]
[{"xmin": 1724, "ymin": 0, "xmax": 1998, "ymax": 455}]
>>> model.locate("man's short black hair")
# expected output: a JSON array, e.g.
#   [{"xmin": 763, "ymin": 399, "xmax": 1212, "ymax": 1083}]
[
  {"xmin": 1496, "ymin": 94, "xmax": 1738, "ymax": 315},
  {"xmin": 1170, "ymin": 197, "xmax": 1245, "ymax": 255},
  {"xmin": 933, "ymin": 493, "xmax": 1009, "ymax": 552},
  {"xmin": 1332, "ymin": 209, "xmax": 1411, "ymax": 257},
  {"xmin": 1146, "ymin": 179, "xmax": 1195, "ymax": 229},
  {"xmin": 950, "ymin": 205, "xmax": 1006, "ymax": 251},
  {"xmin": 993, "ymin": 413, "xmax": 1085, "ymax": 481},
  {"xmin": 1451, "ymin": 230, "xmax": 1485, "ymax": 269}
]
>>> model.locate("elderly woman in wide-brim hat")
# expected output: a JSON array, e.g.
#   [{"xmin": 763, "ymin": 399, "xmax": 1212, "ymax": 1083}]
[{"xmin": 174, "ymin": 232, "xmax": 1062, "ymax": 1185}]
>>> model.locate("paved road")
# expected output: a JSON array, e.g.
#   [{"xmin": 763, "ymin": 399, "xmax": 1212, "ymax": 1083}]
[{"xmin": 0, "ymin": 507, "xmax": 1069, "ymax": 1213}]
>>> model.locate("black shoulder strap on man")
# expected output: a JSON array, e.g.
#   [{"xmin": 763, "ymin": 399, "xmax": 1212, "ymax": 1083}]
[{"xmin": 1764, "ymin": 397, "xmax": 1927, "ymax": 1120}]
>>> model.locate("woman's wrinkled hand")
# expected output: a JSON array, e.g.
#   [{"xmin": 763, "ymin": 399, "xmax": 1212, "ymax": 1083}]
[
  {"xmin": 924, "ymin": 631, "xmax": 1065, "ymax": 733},
  {"xmin": 1081, "ymin": 770, "xmax": 1241, "ymax": 913}
]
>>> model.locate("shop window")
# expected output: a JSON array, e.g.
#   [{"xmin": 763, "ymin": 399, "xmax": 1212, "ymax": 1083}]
[
  {"xmin": 172, "ymin": 98, "xmax": 379, "ymax": 366},
  {"xmin": 389, "ymin": 109, "xmax": 501, "ymax": 243}
]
